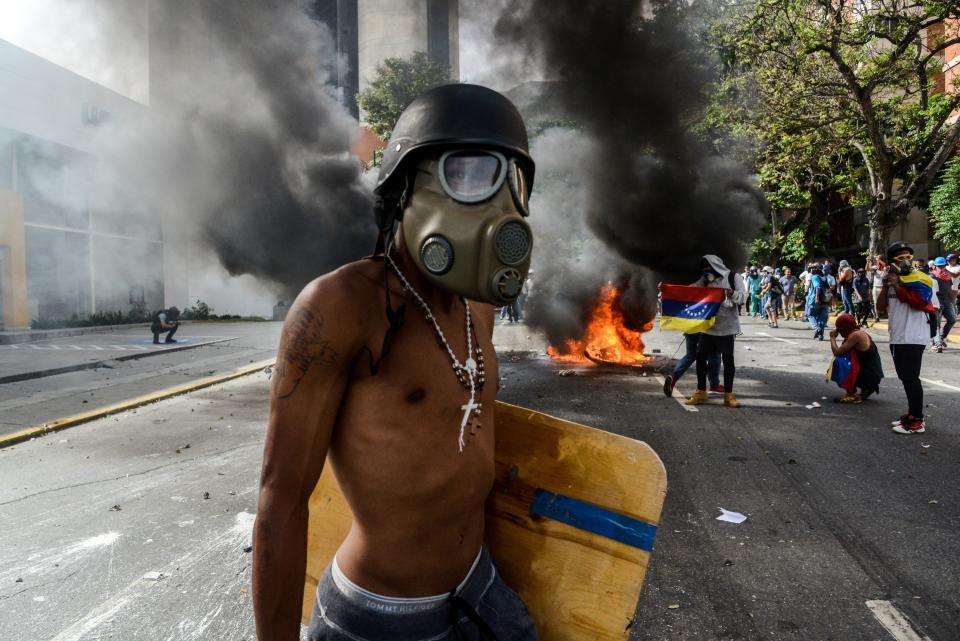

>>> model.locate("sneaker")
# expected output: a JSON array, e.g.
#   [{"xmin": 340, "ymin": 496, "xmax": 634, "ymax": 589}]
[
  {"xmin": 165, "ymin": 338, "xmax": 178, "ymax": 344},
  {"xmin": 892, "ymin": 416, "xmax": 925, "ymax": 434},
  {"xmin": 662, "ymin": 375, "xmax": 675, "ymax": 398},
  {"xmin": 891, "ymin": 414, "xmax": 910, "ymax": 426},
  {"xmin": 708, "ymin": 384, "xmax": 726, "ymax": 394}
]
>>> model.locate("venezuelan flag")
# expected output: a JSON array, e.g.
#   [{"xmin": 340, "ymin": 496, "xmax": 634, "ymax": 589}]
[
  {"xmin": 826, "ymin": 351, "xmax": 860, "ymax": 394},
  {"xmin": 897, "ymin": 270, "xmax": 934, "ymax": 312},
  {"xmin": 660, "ymin": 285, "xmax": 726, "ymax": 334}
]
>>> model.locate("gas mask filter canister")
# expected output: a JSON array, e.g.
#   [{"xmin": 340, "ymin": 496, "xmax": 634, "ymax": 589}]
[{"xmin": 401, "ymin": 150, "xmax": 533, "ymax": 305}]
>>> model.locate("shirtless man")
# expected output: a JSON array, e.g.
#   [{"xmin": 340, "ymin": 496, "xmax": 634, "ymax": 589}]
[{"xmin": 252, "ymin": 84, "xmax": 538, "ymax": 641}]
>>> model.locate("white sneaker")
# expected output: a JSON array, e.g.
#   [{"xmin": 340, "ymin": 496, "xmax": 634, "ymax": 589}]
[{"xmin": 892, "ymin": 418, "xmax": 925, "ymax": 434}]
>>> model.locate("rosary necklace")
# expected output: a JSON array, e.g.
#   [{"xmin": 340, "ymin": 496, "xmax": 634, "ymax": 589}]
[{"xmin": 386, "ymin": 255, "xmax": 486, "ymax": 451}]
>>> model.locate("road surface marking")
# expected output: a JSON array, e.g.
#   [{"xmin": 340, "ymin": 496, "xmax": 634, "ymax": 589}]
[
  {"xmin": 655, "ymin": 375, "xmax": 699, "ymax": 412},
  {"xmin": 919, "ymin": 377, "xmax": 960, "ymax": 392},
  {"xmin": 0, "ymin": 358, "xmax": 275, "ymax": 448},
  {"xmin": 865, "ymin": 600, "xmax": 931, "ymax": 641},
  {"xmin": 756, "ymin": 331, "xmax": 798, "ymax": 345}
]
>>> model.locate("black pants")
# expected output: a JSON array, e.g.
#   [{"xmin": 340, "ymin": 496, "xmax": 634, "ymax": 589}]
[
  {"xmin": 152, "ymin": 323, "xmax": 178, "ymax": 343},
  {"xmin": 889, "ymin": 344, "xmax": 924, "ymax": 417},
  {"xmin": 696, "ymin": 333, "xmax": 735, "ymax": 392}
]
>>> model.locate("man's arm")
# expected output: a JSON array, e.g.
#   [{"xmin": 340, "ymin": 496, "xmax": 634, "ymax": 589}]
[{"xmin": 253, "ymin": 277, "xmax": 361, "ymax": 641}]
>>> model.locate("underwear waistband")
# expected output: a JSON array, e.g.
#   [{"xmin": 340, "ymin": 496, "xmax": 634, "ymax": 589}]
[{"xmin": 329, "ymin": 547, "xmax": 484, "ymax": 615}]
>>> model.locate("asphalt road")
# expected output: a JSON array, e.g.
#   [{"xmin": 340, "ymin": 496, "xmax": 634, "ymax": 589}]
[
  {"xmin": 0, "ymin": 322, "xmax": 281, "ymax": 436},
  {"xmin": 1, "ymin": 316, "xmax": 958, "ymax": 641}
]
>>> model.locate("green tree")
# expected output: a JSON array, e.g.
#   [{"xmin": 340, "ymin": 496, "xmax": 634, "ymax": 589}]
[
  {"xmin": 715, "ymin": 0, "xmax": 960, "ymax": 258},
  {"xmin": 930, "ymin": 155, "xmax": 960, "ymax": 249},
  {"xmin": 356, "ymin": 51, "xmax": 450, "ymax": 141}
]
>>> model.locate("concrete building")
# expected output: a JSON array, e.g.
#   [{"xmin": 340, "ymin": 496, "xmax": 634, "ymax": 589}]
[
  {"xmin": 0, "ymin": 39, "xmax": 158, "ymax": 330},
  {"xmin": 316, "ymin": 0, "xmax": 459, "ymax": 119}
]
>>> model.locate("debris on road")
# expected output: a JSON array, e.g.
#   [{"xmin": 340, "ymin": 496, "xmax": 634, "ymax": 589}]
[
  {"xmin": 668, "ymin": 604, "xmax": 681, "ymax": 610},
  {"xmin": 142, "ymin": 571, "xmax": 165, "ymax": 581},
  {"xmin": 716, "ymin": 508, "xmax": 748, "ymax": 524},
  {"xmin": 109, "ymin": 504, "xmax": 122, "ymax": 511},
  {"xmin": 243, "ymin": 545, "xmax": 253, "ymax": 553},
  {"xmin": 203, "ymin": 491, "xmax": 211, "ymax": 500},
  {"xmin": 558, "ymin": 370, "xmax": 576, "ymax": 377}
]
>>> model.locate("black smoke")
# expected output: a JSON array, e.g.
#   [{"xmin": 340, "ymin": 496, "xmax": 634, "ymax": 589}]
[
  {"xmin": 95, "ymin": 0, "xmax": 373, "ymax": 300},
  {"xmin": 489, "ymin": 0, "xmax": 766, "ymax": 341}
]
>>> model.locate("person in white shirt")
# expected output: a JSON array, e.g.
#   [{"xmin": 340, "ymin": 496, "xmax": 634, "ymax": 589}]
[{"xmin": 876, "ymin": 242, "xmax": 932, "ymax": 434}]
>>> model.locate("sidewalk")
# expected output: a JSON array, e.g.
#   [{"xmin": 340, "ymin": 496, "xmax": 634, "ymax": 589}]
[{"xmin": 0, "ymin": 326, "xmax": 239, "ymax": 384}]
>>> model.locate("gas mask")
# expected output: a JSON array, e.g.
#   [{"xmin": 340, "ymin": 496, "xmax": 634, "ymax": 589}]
[
  {"xmin": 400, "ymin": 149, "xmax": 533, "ymax": 305},
  {"xmin": 888, "ymin": 254, "xmax": 914, "ymax": 277}
]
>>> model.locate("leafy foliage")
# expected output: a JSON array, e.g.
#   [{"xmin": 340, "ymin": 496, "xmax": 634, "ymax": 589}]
[
  {"xmin": 930, "ymin": 155, "xmax": 960, "ymax": 250},
  {"xmin": 356, "ymin": 51, "xmax": 450, "ymax": 141},
  {"xmin": 705, "ymin": 0, "xmax": 960, "ymax": 257}
]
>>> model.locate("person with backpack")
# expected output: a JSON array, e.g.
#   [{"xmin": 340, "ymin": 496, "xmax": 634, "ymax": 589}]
[
  {"xmin": 761, "ymin": 269, "xmax": 784, "ymax": 328},
  {"xmin": 807, "ymin": 266, "xmax": 831, "ymax": 340},
  {"xmin": 837, "ymin": 260, "xmax": 856, "ymax": 315},
  {"xmin": 151, "ymin": 306, "xmax": 180, "ymax": 344}
]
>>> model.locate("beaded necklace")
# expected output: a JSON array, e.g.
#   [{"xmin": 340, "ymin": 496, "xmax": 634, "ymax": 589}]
[{"xmin": 386, "ymin": 255, "xmax": 486, "ymax": 451}]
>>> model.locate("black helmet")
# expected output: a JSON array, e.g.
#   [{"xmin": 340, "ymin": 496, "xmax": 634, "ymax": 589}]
[
  {"xmin": 374, "ymin": 83, "xmax": 535, "ymax": 196},
  {"xmin": 886, "ymin": 241, "xmax": 914, "ymax": 261}
]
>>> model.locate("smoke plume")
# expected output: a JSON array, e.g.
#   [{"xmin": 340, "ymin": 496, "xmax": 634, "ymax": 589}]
[
  {"xmin": 119, "ymin": 1, "xmax": 373, "ymax": 299},
  {"xmin": 486, "ymin": 0, "xmax": 767, "ymax": 342}
]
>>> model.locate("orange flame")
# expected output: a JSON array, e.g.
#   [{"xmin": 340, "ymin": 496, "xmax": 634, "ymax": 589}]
[{"xmin": 547, "ymin": 284, "xmax": 653, "ymax": 365}]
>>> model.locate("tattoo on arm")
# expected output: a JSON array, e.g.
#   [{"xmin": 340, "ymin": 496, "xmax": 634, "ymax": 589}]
[{"xmin": 273, "ymin": 308, "xmax": 339, "ymax": 399}]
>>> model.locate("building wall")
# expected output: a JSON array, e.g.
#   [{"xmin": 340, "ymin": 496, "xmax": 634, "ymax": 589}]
[
  {"xmin": 0, "ymin": 39, "xmax": 163, "ymax": 325},
  {"xmin": 0, "ymin": 190, "xmax": 28, "ymax": 329},
  {"xmin": 357, "ymin": 0, "xmax": 459, "ymax": 93}
]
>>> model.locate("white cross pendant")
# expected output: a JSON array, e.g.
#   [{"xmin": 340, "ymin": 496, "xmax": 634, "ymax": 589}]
[{"xmin": 460, "ymin": 398, "xmax": 481, "ymax": 430}]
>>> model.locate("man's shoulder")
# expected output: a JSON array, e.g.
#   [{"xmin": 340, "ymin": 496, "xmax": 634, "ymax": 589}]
[{"xmin": 292, "ymin": 260, "xmax": 383, "ymax": 323}]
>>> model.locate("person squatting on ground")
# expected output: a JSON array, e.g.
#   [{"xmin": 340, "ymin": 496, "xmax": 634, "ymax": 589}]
[
  {"xmin": 151, "ymin": 306, "xmax": 180, "ymax": 344},
  {"xmin": 876, "ymin": 241, "xmax": 931, "ymax": 435},
  {"xmin": 807, "ymin": 265, "xmax": 831, "ymax": 340},
  {"xmin": 931, "ymin": 256, "xmax": 955, "ymax": 351},
  {"xmin": 828, "ymin": 313, "xmax": 883, "ymax": 404},
  {"xmin": 252, "ymin": 84, "xmax": 539, "ymax": 641},
  {"xmin": 686, "ymin": 255, "xmax": 747, "ymax": 408}
]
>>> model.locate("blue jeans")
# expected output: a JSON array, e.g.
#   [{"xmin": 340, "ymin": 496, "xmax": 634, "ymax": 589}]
[
  {"xmin": 673, "ymin": 333, "xmax": 720, "ymax": 387},
  {"xmin": 308, "ymin": 546, "xmax": 537, "ymax": 641},
  {"xmin": 808, "ymin": 304, "xmax": 828, "ymax": 331},
  {"xmin": 940, "ymin": 299, "xmax": 956, "ymax": 339},
  {"xmin": 841, "ymin": 289, "xmax": 854, "ymax": 315}
]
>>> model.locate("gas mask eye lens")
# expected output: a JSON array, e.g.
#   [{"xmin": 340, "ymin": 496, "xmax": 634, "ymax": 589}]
[
  {"xmin": 439, "ymin": 150, "xmax": 507, "ymax": 203},
  {"xmin": 510, "ymin": 162, "xmax": 530, "ymax": 216},
  {"xmin": 421, "ymin": 236, "xmax": 454, "ymax": 275}
]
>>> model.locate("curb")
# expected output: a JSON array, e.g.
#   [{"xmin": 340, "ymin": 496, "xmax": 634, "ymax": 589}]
[
  {"xmin": 0, "ymin": 337, "xmax": 239, "ymax": 385},
  {"xmin": 0, "ymin": 357, "xmax": 275, "ymax": 449}
]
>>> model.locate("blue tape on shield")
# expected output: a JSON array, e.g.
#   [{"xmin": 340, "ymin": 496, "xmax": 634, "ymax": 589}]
[{"xmin": 529, "ymin": 489, "xmax": 657, "ymax": 552}]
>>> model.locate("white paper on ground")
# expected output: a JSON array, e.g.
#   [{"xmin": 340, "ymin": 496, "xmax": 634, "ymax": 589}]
[{"xmin": 716, "ymin": 508, "xmax": 748, "ymax": 524}]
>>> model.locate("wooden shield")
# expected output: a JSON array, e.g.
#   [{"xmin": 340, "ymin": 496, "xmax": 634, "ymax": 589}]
[{"xmin": 302, "ymin": 401, "xmax": 668, "ymax": 641}]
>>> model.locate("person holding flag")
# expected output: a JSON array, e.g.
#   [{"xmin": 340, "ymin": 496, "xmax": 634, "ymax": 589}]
[
  {"xmin": 876, "ymin": 241, "xmax": 933, "ymax": 434},
  {"xmin": 661, "ymin": 255, "xmax": 747, "ymax": 407}
]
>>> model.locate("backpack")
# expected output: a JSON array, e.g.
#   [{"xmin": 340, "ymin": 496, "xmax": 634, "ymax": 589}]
[{"xmin": 816, "ymin": 283, "xmax": 833, "ymax": 305}]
